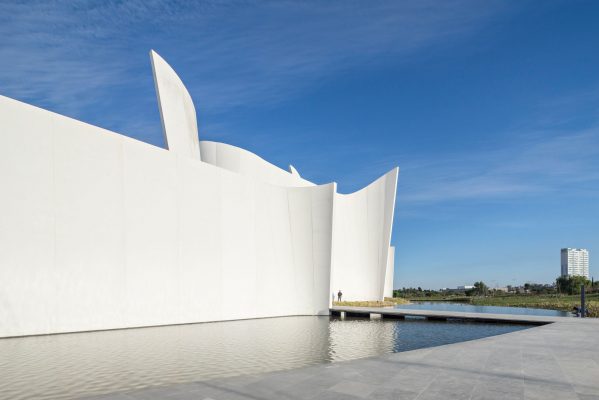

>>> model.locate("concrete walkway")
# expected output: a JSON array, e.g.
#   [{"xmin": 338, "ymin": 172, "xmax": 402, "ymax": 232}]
[
  {"xmin": 331, "ymin": 306, "xmax": 567, "ymax": 324},
  {"xmin": 82, "ymin": 314, "xmax": 599, "ymax": 400}
]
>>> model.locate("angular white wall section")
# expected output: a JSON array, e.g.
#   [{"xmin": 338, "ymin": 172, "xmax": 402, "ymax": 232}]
[
  {"xmin": 200, "ymin": 141, "xmax": 313, "ymax": 187},
  {"xmin": 385, "ymin": 246, "xmax": 395, "ymax": 299},
  {"xmin": 330, "ymin": 168, "xmax": 399, "ymax": 302},
  {"xmin": 151, "ymin": 50, "xmax": 201, "ymax": 160},
  {"xmin": 0, "ymin": 51, "xmax": 398, "ymax": 337}
]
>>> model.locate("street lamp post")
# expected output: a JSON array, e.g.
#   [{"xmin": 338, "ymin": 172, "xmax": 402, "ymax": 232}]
[{"xmin": 581, "ymin": 284, "xmax": 586, "ymax": 318}]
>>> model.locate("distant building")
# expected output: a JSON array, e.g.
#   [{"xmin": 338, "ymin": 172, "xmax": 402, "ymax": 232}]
[
  {"xmin": 561, "ymin": 248, "xmax": 589, "ymax": 279},
  {"xmin": 441, "ymin": 285, "xmax": 475, "ymax": 293}
]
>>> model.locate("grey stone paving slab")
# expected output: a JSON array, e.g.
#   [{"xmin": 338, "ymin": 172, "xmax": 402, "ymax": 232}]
[
  {"xmin": 79, "ymin": 312, "xmax": 599, "ymax": 400},
  {"xmin": 328, "ymin": 380, "xmax": 377, "ymax": 398}
]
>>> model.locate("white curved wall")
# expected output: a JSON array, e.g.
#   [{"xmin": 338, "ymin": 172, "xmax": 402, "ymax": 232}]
[
  {"xmin": 384, "ymin": 246, "xmax": 395, "ymax": 299},
  {"xmin": 0, "ymin": 95, "xmax": 334, "ymax": 337},
  {"xmin": 0, "ymin": 51, "xmax": 399, "ymax": 337},
  {"xmin": 330, "ymin": 168, "xmax": 398, "ymax": 301},
  {"xmin": 151, "ymin": 50, "xmax": 201, "ymax": 160},
  {"xmin": 200, "ymin": 141, "xmax": 314, "ymax": 187}
]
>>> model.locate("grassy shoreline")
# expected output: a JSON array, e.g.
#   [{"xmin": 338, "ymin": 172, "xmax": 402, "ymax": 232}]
[
  {"xmin": 402, "ymin": 294, "xmax": 599, "ymax": 317},
  {"xmin": 332, "ymin": 294, "xmax": 599, "ymax": 317},
  {"xmin": 333, "ymin": 297, "xmax": 410, "ymax": 307}
]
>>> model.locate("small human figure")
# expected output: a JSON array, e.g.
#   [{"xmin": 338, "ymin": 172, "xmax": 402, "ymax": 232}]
[{"xmin": 337, "ymin": 290, "xmax": 343, "ymax": 302}]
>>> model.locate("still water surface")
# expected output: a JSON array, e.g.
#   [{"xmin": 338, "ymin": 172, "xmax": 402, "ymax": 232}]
[
  {"xmin": 395, "ymin": 301, "xmax": 572, "ymax": 317},
  {"xmin": 0, "ymin": 316, "xmax": 533, "ymax": 400}
]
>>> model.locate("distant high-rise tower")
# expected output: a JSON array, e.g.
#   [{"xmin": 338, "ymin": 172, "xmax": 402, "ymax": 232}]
[{"xmin": 561, "ymin": 248, "xmax": 589, "ymax": 279}]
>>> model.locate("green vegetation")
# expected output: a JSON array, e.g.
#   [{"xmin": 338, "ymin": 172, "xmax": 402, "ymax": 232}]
[
  {"xmin": 393, "ymin": 276, "xmax": 599, "ymax": 317},
  {"xmin": 472, "ymin": 281, "xmax": 489, "ymax": 296},
  {"xmin": 393, "ymin": 287, "xmax": 447, "ymax": 298},
  {"xmin": 470, "ymin": 293, "xmax": 599, "ymax": 318},
  {"xmin": 556, "ymin": 275, "xmax": 592, "ymax": 295}
]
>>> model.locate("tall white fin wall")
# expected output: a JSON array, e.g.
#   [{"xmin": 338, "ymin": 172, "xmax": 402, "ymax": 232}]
[
  {"xmin": 384, "ymin": 246, "xmax": 395, "ymax": 299},
  {"xmin": 0, "ymin": 95, "xmax": 334, "ymax": 337},
  {"xmin": 151, "ymin": 50, "xmax": 201, "ymax": 160},
  {"xmin": 330, "ymin": 168, "xmax": 399, "ymax": 302}
]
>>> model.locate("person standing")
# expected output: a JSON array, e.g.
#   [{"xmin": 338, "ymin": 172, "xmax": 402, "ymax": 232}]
[{"xmin": 337, "ymin": 290, "xmax": 343, "ymax": 302}]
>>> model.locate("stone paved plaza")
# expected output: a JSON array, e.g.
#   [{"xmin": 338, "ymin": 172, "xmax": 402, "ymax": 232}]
[{"xmin": 82, "ymin": 312, "xmax": 599, "ymax": 400}]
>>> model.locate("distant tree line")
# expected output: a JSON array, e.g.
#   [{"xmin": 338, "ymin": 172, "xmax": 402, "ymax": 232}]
[
  {"xmin": 394, "ymin": 276, "xmax": 597, "ymax": 298},
  {"xmin": 470, "ymin": 281, "xmax": 488, "ymax": 296},
  {"xmin": 556, "ymin": 275, "xmax": 593, "ymax": 295}
]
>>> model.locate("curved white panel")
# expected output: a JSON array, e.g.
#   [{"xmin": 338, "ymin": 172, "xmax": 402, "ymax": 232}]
[
  {"xmin": 330, "ymin": 167, "xmax": 399, "ymax": 301},
  {"xmin": 0, "ymin": 53, "xmax": 399, "ymax": 336},
  {"xmin": 150, "ymin": 50, "xmax": 201, "ymax": 160},
  {"xmin": 0, "ymin": 95, "xmax": 335, "ymax": 337},
  {"xmin": 384, "ymin": 246, "xmax": 395, "ymax": 298},
  {"xmin": 200, "ymin": 141, "xmax": 313, "ymax": 187}
]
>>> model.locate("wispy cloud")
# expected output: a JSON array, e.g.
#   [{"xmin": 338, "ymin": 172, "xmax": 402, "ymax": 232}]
[
  {"xmin": 0, "ymin": 0, "xmax": 508, "ymax": 138},
  {"xmin": 2, "ymin": 1, "xmax": 596, "ymax": 208},
  {"xmin": 398, "ymin": 127, "xmax": 599, "ymax": 206},
  {"xmin": 532, "ymin": 86, "xmax": 599, "ymax": 128},
  {"xmin": 396, "ymin": 85, "xmax": 599, "ymax": 208}
]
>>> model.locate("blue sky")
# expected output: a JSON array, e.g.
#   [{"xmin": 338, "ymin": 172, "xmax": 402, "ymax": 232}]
[{"xmin": 1, "ymin": 0, "xmax": 598, "ymax": 289}]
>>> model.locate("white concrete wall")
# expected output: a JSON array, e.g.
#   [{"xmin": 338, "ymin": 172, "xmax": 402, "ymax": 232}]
[
  {"xmin": 0, "ymin": 51, "xmax": 400, "ymax": 336},
  {"xmin": 0, "ymin": 95, "xmax": 335, "ymax": 337},
  {"xmin": 384, "ymin": 246, "xmax": 395, "ymax": 298},
  {"xmin": 330, "ymin": 168, "xmax": 399, "ymax": 301},
  {"xmin": 201, "ymin": 139, "xmax": 401, "ymax": 303},
  {"xmin": 200, "ymin": 141, "xmax": 313, "ymax": 187},
  {"xmin": 151, "ymin": 50, "xmax": 201, "ymax": 160}
]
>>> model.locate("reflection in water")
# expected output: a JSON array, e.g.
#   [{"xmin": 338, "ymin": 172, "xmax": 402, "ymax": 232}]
[{"xmin": 0, "ymin": 316, "xmax": 531, "ymax": 400}]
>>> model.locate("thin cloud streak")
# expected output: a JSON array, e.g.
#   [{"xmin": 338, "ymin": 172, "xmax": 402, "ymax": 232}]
[
  {"xmin": 0, "ymin": 0, "xmax": 507, "ymax": 121},
  {"xmin": 5, "ymin": 1, "xmax": 596, "ymax": 207},
  {"xmin": 399, "ymin": 128, "xmax": 599, "ymax": 205}
]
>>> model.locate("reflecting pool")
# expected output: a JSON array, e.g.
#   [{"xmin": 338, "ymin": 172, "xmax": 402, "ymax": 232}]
[{"xmin": 0, "ymin": 316, "xmax": 533, "ymax": 400}]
